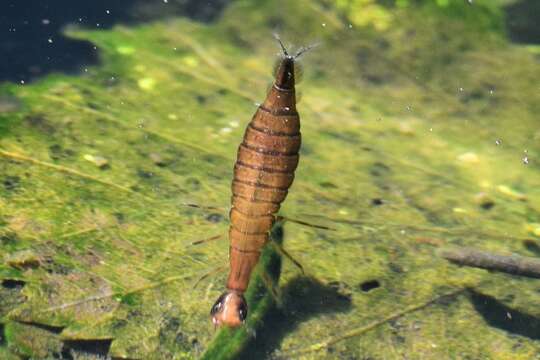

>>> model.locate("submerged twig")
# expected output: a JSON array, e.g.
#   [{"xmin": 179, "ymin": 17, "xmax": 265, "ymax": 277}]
[
  {"xmin": 439, "ymin": 247, "xmax": 540, "ymax": 279},
  {"xmin": 281, "ymin": 287, "xmax": 466, "ymax": 357},
  {"xmin": 40, "ymin": 274, "xmax": 194, "ymax": 314},
  {"xmin": 0, "ymin": 148, "xmax": 144, "ymax": 198}
]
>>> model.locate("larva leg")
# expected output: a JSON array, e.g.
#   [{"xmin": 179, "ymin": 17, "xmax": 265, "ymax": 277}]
[
  {"xmin": 193, "ymin": 265, "xmax": 227, "ymax": 289},
  {"xmin": 260, "ymin": 269, "xmax": 283, "ymax": 307},
  {"xmin": 269, "ymin": 240, "xmax": 305, "ymax": 275},
  {"xmin": 275, "ymin": 215, "xmax": 336, "ymax": 231},
  {"xmin": 190, "ymin": 234, "xmax": 223, "ymax": 246}
]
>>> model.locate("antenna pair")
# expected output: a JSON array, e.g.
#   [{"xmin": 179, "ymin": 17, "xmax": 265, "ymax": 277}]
[{"xmin": 273, "ymin": 33, "xmax": 319, "ymax": 59}]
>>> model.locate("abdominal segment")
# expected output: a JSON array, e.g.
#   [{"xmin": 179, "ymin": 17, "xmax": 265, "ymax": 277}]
[{"xmin": 227, "ymin": 78, "xmax": 301, "ymax": 292}]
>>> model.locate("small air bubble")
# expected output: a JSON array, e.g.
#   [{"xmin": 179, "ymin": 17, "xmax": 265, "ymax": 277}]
[
  {"xmin": 284, "ymin": 106, "xmax": 290, "ymax": 111},
  {"xmin": 42, "ymin": 19, "xmax": 50, "ymax": 25},
  {"xmin": 321, "ymin": 23, "xmax": 326, "ymax": 27},
  {"xmin": 489, "ymin": 89, "xmax": 494, "ymax": 95},
  {"xmin": 348, "ymin": 24, "xmax": 353, "ymax": 29},
  {"xmin": 406, "ymin": 105, "xmax": 412, "ymax": 111},
  {"xmin": 459, "ymin": 87, "xmax": 464, "ymax": 92},
  {"xmin": 522, "ymin": 156, "xmax": 529, "ymax": 165},
  {"xmin": 429, "ymin": 128, "xmax": 433, "ymax": 132},
  {"xmin": 20, "ymin": 80, "xmax": 25, "ymax": 84},
  {"xmin": 106, "ymin": 10, "xmax": 110, "ymax": 14},
  {"xmin": 47, "ymin": 38, "xmax": 53, "ymax": 43},
  {"xmin": 495, "ymin": 139, "xmax": 501, "ymax": 145},
  {"xmin": 163, "ymin": 0, "xmax": 168, "ymax": 3}
]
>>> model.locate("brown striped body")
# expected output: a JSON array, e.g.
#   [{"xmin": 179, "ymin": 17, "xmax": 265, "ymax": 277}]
[{"xmin": 211, "ymin": 55, "xmax": 300, "ymax": 327}]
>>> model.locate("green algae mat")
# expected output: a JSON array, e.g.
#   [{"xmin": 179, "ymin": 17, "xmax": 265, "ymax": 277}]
[{"xmin": 1, "ymin": 0, "xmax": 540, "ymax": 358}]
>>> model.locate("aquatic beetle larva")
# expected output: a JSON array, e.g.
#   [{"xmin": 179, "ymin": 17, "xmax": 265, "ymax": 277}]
[{"xmin": 210, "ymin": 39, "xmax": 316, "ymax": 327}]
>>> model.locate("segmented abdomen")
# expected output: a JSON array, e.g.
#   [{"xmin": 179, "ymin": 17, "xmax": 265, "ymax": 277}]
[{"xmin": 227, "ymin": 85, "xmax": 300, "ymax": 292}]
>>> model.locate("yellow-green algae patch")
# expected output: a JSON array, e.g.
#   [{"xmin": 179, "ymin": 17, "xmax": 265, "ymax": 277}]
[{"xmin": 1, "ymin": 0, "xmax": 539, "ymax": 358}]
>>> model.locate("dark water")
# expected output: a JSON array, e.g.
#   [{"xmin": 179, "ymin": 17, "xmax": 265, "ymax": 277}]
[
  {"xmin": 0, "ymin": 0, "xmax": 537, "ymax": 84},
  {"xmin": 0, "ymin": 0, "xmax": 229, "ymax": 83}
]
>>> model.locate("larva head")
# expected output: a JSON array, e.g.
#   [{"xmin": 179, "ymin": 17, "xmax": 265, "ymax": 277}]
[
  {"xmin": 272, "ymin": 34, "xmax": 318, "ymax": 90},
  {"xmin": 210, "ymin": 291, "xmax": 247, "ymax": 327}
]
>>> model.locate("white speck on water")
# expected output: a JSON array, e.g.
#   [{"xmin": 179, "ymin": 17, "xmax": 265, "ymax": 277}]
[
  {"xmin": 348, "ymin": 24, "xmax": 353, "ymax": 29},
  {"xmin": 220, "ymin": 127, "xmax": 232, "ymax": 134},
  {"xmin": 322, "ymin": 23, "xmax": 326, "ymax": 27},
  {"xmin": 459, "ymin": 87, "xmax": 464, "ymax": 92},
  {"xmin": 47, "ymin": 38, "xmax": 53, "ymax": 43},
  {"xmin": 506, "ymin": 312, "xmax": 512, "ymax": 319},
  {"xmin": 42, "ymin": 19, "xmax": 50, "ymax": 25},
  {"xmin": 254, "ymin": 102, "xmax": 260, "ymax": 107},
  {"xmin": 489, "ymin": 89, "xmax": 494, "ymax": 95},
  {"xmin": 429, "ymin": 127, "xmax": 433, "ymax": 132},
  {"xmin": 163, "ymin": 0, "xmax": 168, "ymax": 3},
  {"xmin": 20, "ymin": 80, "xmax": 25, "ymax": 85},
  {"xmin": 522, "ymin": 156, "xmax": 529, "ymax": 165},
  {"xmin": 84, "ymin": 68, "xmax": 88, "ymax": 72},
  {"xmin": 284, "ymin": 106, "xmax": 290, "ymax": 111},
  {"xmin": 406, "ymin": 105, "xmax": 412, "ymax": 111},
  {"xmin": 96, "ymin": 23, "xmax": 100, "ymax": 27},
  {"xmin": 400, "ymin": 229, "xmax": 406, "ymax": 235},
  {"xmin": 229, "ymin": 120, "xmax": 239, "ymax": 128},
  {"xmin": 495, "ymin": 139, "xmax": 501, "ymax": 145},
  {"xmin": 106, "ymin": 10, "xmax": 110, "ymax": 14}
]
